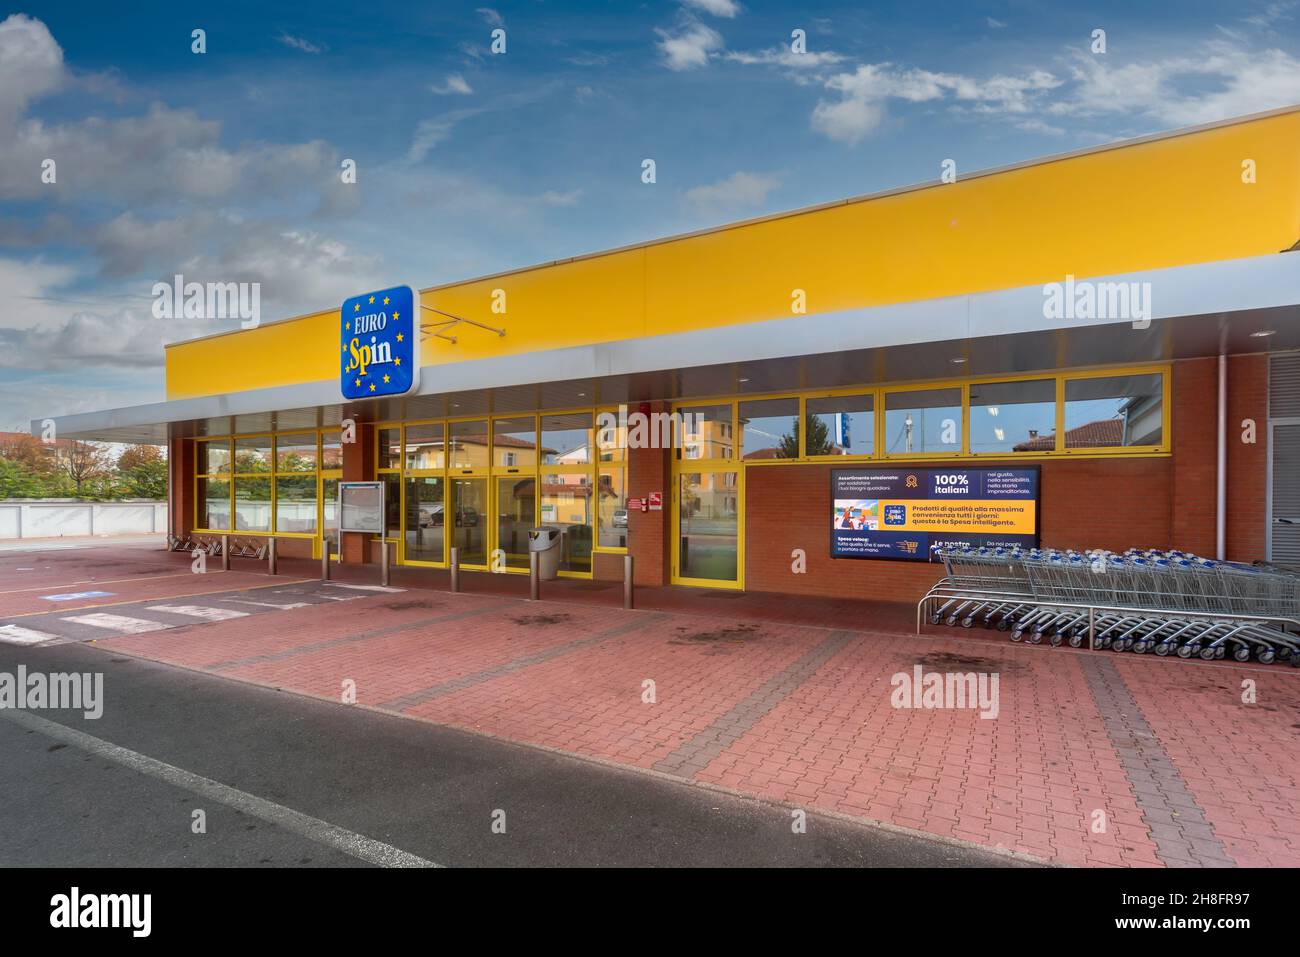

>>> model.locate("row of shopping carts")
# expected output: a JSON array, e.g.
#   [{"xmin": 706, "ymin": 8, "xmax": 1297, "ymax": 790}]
[{"xmin": 919, "ymin": 546, "xmax": 1300, "ymax": 665}]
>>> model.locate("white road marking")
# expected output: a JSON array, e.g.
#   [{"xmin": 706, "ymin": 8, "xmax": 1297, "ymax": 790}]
[
  {"xmin": 1, "ymin": 708, "xmax": 440, "ymax": 868},
  {"xmin": 61, "ymin": 613, "xmax": 169, "ymax": 635},
  {"xmin": 0, "ymin": 624, "xmax": 61, "ymax": 645},
  {"xmin": 323, "ymin": 583, "xmax": 406, "ymax": 593},
  {"xmin": 221, "ymin": 599, "xmax": 312, "ymax": 610},
  {"xmin": 147, "ymin": 605, "xmax": 250, "ymax": 622}
]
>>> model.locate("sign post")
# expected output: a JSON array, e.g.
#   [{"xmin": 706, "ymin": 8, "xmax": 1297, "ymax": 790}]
[{"xmin": 338, "ymin": 481, "xmax": 386, "ymax": 570}]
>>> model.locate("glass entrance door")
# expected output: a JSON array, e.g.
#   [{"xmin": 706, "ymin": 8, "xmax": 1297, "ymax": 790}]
[
  {"xmin": 404, "ymin": 475, "xmax": 445, "ymax": 564},
  {"xmin": 495, "ymin": 476, "xmax": 534, "ymax": 570},
  {"xmin": 674, "ymin": 470, "xmax": 742, "ymax": 588},
  {"xmin": 450, "ymin": 477, "xmax": 488, "ymax": 567}
]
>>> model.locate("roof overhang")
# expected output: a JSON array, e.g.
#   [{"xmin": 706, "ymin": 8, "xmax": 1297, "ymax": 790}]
[{"xmin": 42, "ymin": 252, "xmax": 1300, "ymax": 443}]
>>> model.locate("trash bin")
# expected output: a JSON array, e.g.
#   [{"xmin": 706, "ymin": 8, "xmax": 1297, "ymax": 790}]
[{"xmin": 528, "ymin": 526, "xmax": 562, "ymax": 580}]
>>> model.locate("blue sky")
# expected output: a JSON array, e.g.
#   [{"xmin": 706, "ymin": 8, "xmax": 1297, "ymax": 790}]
[{"xmin": 1, "ymin": 0, "xmax": 1298, "ymax": 429}]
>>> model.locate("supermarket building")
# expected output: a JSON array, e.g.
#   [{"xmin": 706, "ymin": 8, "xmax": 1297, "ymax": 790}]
[{"xmin": 42, "ymin": 106, "xmax": 1300, "ymax": 602}]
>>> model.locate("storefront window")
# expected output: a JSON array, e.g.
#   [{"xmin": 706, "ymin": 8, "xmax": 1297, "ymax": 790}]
[
  {"xmin": 199, "ymin": 477, "xmax": 230, "ymax": 530},
  {"xmin": 275, "ymin": 476, "xmax": 317, "ymax": 533},
  {"xmin": 381, "ymin": 473, "xmax": 400, "ymax": 539},
  {"xmin": 806, "ymin": 394, "xmax": 873, "ymax": 456},
  {"xmin": 884, "ymin": 388, "xmax": 962, "ymax": 455},
  {"xmin": 597, "ymin": 408, "xmax": 625, "ymax": 462},
  {"xmin": 404, "ymin": 476, "xmax": 444, "ymax": 563},
  {"xmin": 677, "ymin": 404, "xmax": 733, "ymax": 460},
  {"xmin": 404, "ymin": 423, "xmax": 444, "ymax": 470},
  {"xmin": 275, "ymin": 435, "xmax": 318, "ymax": 471},
  {"xmin": 1064, "ymin": 374, "xmax": 1163, "ymax": 448},
  {"xmin": 233, "ymin": 476, "xmax": 272, "ymax": 531},
  {"xmin": 969, "ymin": 379, "xmax": 1057, "ymax": 453},
  {"xmin": 597, "ymin": 467, "xmax": 627, "ymax": 549},
  {"xmin": 542, "ymin": 413, "xmax": 593, "ymax": 465},
  {"xmin": 739, "ymin": 398, "xmax": 798, "ymax": 460},
  {"xmin": 540, "ymin": 473, "xmax": 593, "ymax": 573},
  {"xmin": 378, "ymin": 428, "xmax": 401, "ymax": 470},
  {"xmin": 320, "ymin": 432, "xmax": 343, "ymax": 470},
  {"xmin": 196, "ymin": 439, "xmax": 231, "ymax": 475},
  {"xmin": 234, "ymin": 437, "xmax": 273, "ymax": 473},
  {"xmin": 493, "ymin": 417, "xmax": 538, "ymax": 469},
  {"xmin": 448, "ymin": 420, "xmax": 489, "ymax": 471}
]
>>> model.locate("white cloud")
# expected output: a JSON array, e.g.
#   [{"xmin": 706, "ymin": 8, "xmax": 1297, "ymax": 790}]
[
  {"xmin": 685, "ymin": 171, "xmax": 780, "ymax": 211},
  {"xmin": 987, "ymin": 18, "xmax": 1007, "ymax": 29},
  {"xmin": 656, "ymin": 20, "xmax": 724, "ymax": 71},
  {"xmin": 536, "ymin": 189, "xmax": 584, "ymax": 207},
  {"xmin": 725, "ymin": 47, "xmax": 847, "ymax": 69},
  {"xmin": 0, "ymin": 14, "xmax": 64, "ymax": 126},
  {"xmin": 431, "ymin": 73, "xmax": 474, "ymax": 95},
  {"xmin": 476, "ymin": 7, "xmax": 504, "ymax": 28},
  {"xmin": 683, "ymin": 0, "xmax": 741, "ymax": 17},
  {"xmin": 277, "ymin": 33, "xmax": 327, "ymax": 54}
]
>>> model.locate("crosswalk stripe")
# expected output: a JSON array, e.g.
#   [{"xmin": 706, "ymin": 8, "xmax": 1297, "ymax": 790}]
[
  {"xmin": 0, "ymin": 623, "xmax": 61, "ymax": 645},
  {"xmin": 61, "ymin": 613, "xmax": 169, "ymax": 634},
  {"xmin": 147, "ymin": 605, "xmax": 249, "ymax": 622},
  {"xmin": 220, "ymin": 599, "xmax": 312, "ymax": 610},
  {"xmin": 322, "ymin": 583, "xmax": 405, "ymax": 593}
]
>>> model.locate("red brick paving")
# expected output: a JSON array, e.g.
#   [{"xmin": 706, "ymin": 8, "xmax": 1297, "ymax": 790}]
[{"xmin": 18, "ymin": 545, "xmax": 1299, "ymax": 867}]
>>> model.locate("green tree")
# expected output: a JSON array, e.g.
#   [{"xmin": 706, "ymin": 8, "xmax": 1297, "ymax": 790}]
[
  {"xmin": 0, "ymin": 457, "xmax": 45, "ymax": 498},
  {"xmin": 778, "ymin": 414, "xmax": 834, "ymax": 458}
]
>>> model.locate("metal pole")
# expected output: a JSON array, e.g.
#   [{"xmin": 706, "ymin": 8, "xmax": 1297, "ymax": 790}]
[
  {"xmin": 450, "ymin": 547, "xmax": 459, "ymax": 593},
  {"xmin": 268, "ymin": 537, "xmax": 277, "ymax": 575},
  {"xmin": 529, "ymin": 550, "xmax": 539, "ymax": 601},
  {"xmin": 321, "ymin": 541, "xmax": 330, "ymax": 580},
  {"xmin": 1216, "ymin": 351, "xmax": 1227, "ymax": 561},
  {"xmin": 381, "ymin": 539, "xmax": 390, "ymax": 587},
  {"xmin": 221, "ymin": 534, "xmax": 230, "ymax": 571},
  {"xmin": 1088, "ymin": 606, "xmax": 1095, "ymax": 651},
  {"xmin": 624, "ymin": 554, "xmax": 634, "ymax": 610}
]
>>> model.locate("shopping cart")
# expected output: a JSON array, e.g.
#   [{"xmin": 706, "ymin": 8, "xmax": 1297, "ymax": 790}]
[{"xmin": 919, "ymin": 546, "xmax": 1300, "ymax": 665}]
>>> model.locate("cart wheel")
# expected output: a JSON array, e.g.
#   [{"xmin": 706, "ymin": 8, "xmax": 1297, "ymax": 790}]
[
  {"xmin": 995, "ymin": 620, "xmax": 1011, "ymax": 632},
  {"xmin": 1027, "ymin": 632, "xmax": 1042, "ymax": 644},
  {"xmin": 1278, "ymin": 647, "xmax": 1293, "ymax": 661},
  {"xmin": 1068, "ymin": 634, "xmax": 1085, "ymax": 649},
  {"xmin": 1132, "ymin": 641, "xmax": 1149, "ymax": 654},
  {"xmin": 929, "ymin": 614, "xmax": 942, "ymax": 626},
  {"xmin": 1259, "ymin": 649, "xmax": 1276, "ymax": 665},
  {"xmin": 1154, "ymin": 642, "xmax": 1172, "ymax": 657},
  {"xmin": 1049, "ymin": 632, "xmax": 1063, "ymax": 647},
  {"xmin": 961, "ymin": 617, "xmax": 974, "ymax": 629},
  {"xmin": 1200, "ymin": 647, "xmax": 1216, "ymax": 660},
  {"xmin": 981, "ymin": 618, "xmax": 996, "ymax": 629},
  {"xmin": 1233, "ymin": 646, "xmax": 1251, "ymax": 662},
  {"xmin": 1291, "ymin": 654, "xmax": 1300, "ymax": 668},
  {"xmin": 1214, "ymin": 646, "xmax": 1226, "ymax": 659},
  {"xmin": 1010, "ymin": 629, "xmax": 1025, "ymax": 643},
  {"xmin": 1177, "ymin": 644, "xmax": 1194, "ymax": 658}
]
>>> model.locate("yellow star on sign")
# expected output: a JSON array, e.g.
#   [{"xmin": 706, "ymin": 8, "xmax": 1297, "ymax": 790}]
[
  {"xmin": 383, "ymin": 374, "xmax": 390, "ymax": 383},
  {"xmin": 345, "ymin": 322, "xmax": 350, "ymax": 331},
  {"xmin": 392, "ymin": 311, "xmax": 400, "ymax": 321},
  {"xmin": 369, "ymin": 383, "xmax": 376, "ymax": 392},
  {"xmin": 383, "ymin": 296, "xmax": 390, "ymax": 305},
  {"xmin": 354, "ymin": 303, "xmax": 359, "ymax": 312},
  {"xmin": 394, "ymin": 357, "xmax": 401, "ymax": 366},
  {"xmin": 342, "ymin": 344, "xmax": 347, "ymax": 353},
  {"xmin": 368, "ymin": 295, "xmax": 375, "ymax": 304},
  {"xmin": 395, "ymin": 332, "xmax": 404, "ymax": 342},
  {"xmin": 354, "ymin": 378, "xmax": 361, "ymax": 387}
]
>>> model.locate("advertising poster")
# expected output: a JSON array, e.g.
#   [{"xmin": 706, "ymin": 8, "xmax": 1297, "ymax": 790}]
[{"xmin": 831, "ymin": 467, "xmax": 1039, "ymax": 561}]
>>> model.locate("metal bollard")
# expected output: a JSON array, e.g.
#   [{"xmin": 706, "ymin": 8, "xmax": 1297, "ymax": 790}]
[
  {"xmin": 381, "ymin": 539, "xmax": 390, "ymax": 587},
  {"xmin": 221, "ymin": 534, "xmax": 230, "ymax": 571},
  {"xmin": 450, "ymin": 547, "xmax": 460, "ymax": 593},
  {"xmin": 321, "ymin": 543, "xmax": 330, "ymax": 581},
  {"xmin": 529, "ymin": 550, "xmax": 539, "ymax": 601},
  {"xmin": 624, "ymin": 554, "xmax": 634, "ymax": 610},
  {"xmin": 268, "ymin": 537, "xmax": 277, "ymax": 575}
]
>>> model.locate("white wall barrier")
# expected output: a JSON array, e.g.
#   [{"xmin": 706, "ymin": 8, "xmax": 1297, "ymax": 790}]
[{"xmin": 0, "ymin": 500, "xmax": 168, "ymax": 540}]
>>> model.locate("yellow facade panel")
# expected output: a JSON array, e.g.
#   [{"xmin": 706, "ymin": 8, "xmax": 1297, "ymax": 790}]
[{"xmin": 166, "ymin": 109, "xmax": 1300, "ymax": 401}]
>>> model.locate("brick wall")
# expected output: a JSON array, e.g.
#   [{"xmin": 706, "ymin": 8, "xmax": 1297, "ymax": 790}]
[{"xmin": 1226, "ymin": 354, "xmax": 1269, "ymax": 562}]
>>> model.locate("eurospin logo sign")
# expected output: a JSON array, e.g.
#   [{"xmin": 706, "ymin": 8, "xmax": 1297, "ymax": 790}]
[{"xmin": 341, "ymin": 285, "xmax": 419, "ymax": 400}]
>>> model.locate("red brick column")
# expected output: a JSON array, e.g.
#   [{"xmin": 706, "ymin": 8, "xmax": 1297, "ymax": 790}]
[
  {"xmin": 1170, "ymin": 357, "xmax": 1217, "ymax": 556},
  {"xmin": 168, "ymin": 434, "xmax": 194, "ymax": 540},
  {"xmin": 627, "ymin": 401, "xmax": 671, "ymax": 586},
  {"xmin": 1226, "ymin": 353, "xmax": 1269, "ymax": 562}
]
